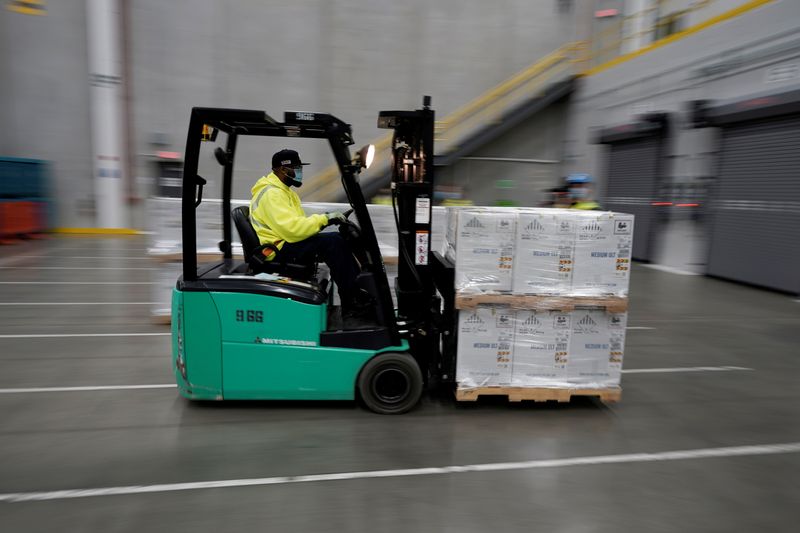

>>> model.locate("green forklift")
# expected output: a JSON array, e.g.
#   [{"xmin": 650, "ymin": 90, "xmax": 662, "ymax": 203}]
[{"xmin": 172, "ymin": 98, "xmax": 457, "ymax": 414}]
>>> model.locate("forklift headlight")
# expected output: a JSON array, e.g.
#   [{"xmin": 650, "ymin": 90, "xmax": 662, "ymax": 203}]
[{"xmin": 354, "ymin": 144, "xmax": 375, "ymax": 169}]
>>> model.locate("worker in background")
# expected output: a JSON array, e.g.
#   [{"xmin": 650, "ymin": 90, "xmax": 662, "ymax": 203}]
[
  {"xmin": 542, "ymin": 184, "xmax": 571, "ymax": 208},
  {"xmin": 567, "ymin": 173, "xmax": 601, "ymax": 210},
  {"xmin": 250, "ymin": 149, "xmax": 364, "ymax": 315}
]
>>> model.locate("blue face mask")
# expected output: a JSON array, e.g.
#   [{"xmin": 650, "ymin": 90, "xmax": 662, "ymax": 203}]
[{"xmin": 288, "ymin": 167, "xmax": 303, "ymax": 185}]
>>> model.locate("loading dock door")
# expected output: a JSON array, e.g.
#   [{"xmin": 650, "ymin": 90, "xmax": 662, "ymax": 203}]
[
  {"xmin": 597, "ymin": 114, "xmax": 670, "ymax": 262},
  {"xmin": 706, "ymin": 113, "xmax": 800, "ymax": 293}
]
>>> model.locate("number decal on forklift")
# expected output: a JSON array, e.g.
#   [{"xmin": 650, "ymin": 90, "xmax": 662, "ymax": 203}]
[{"xmin": 236, "ymin": 310, "xmax": 263, "ymax": 323}]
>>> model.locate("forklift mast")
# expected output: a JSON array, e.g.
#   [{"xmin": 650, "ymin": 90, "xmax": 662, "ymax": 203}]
[
  {"xmin": 378, "ymin": 97, "xmax": 444, "ymax": 373},
  {"xmin": 378, "ymin": 96, "xmax": 436, "ymax": 320}
]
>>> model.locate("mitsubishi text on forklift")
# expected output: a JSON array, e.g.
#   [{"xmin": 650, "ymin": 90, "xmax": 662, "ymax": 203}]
[{"xmin": 172, "ymin": 98, "xmax": 459, "ymax": 414}]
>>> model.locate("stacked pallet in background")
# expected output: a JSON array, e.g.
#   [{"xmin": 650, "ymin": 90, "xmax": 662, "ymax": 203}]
[
  {"xmin": 445, "ymin": 207, "xmax": 634, "ymax": 404},
  {"xmin": 146, "ymin": 197, "xmax": 446, "ymax": 323},
  {"xmin": 146, "ymin": 197, "xmax": 246, "ymax": 323},
  {"xmin": 0, "ymin": 157, "xmax": 50, "ymax": 244}
]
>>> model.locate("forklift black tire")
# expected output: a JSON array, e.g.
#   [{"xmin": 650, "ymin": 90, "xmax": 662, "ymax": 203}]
[{"xmin": 358, "ymin": 352, "xmax": 423, "ymax": 415}]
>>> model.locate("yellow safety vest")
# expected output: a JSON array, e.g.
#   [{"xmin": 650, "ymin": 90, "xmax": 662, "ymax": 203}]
[
  {"xmin": 249, "ymin": 173, "xmax": 328, "ymax": 258},
  {"xmin": 571, "ymin": 200, "xmax": 601, "ymax": 210}
]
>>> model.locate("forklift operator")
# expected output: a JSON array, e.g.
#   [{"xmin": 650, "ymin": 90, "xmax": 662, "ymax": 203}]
[{"xmin": 250, "ymin": 149, "xmax": 362, "ymax": 311}]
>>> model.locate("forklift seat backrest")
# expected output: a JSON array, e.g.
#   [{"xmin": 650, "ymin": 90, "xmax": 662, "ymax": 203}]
[
  {"xmin": 231, "ymin": 205, "xmax": 317, "ymax": 280},
  {"xmin": 231, "ymin": 205, "xmax": 261, "ymax": 266}
]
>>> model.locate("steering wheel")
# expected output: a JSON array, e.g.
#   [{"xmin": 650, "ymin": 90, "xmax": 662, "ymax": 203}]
[
  {"xmin": 337, "ymin": 209, "xmax": 368, "ymax": 264},
  {"xmin": 337, "ymin": 208, "xmax": 360, "ymax": 238}
]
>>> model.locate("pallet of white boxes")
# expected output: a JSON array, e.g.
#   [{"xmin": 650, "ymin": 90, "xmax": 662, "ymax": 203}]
[{"xmin": 443, "ymin": 207, "xmax": 634, "ymax": 404}]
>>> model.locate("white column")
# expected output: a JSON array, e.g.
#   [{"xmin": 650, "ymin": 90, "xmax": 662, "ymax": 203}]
[{"xmin": 86, "ymin": 0, "xmax": 127, "ymax": 228}]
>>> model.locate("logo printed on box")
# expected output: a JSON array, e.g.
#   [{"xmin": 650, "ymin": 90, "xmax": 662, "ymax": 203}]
[
  {"xmin": 496, "ymin": 313, "xmax": 514, "ymax": 328},
  {"xmin": 580, "ymin": 221, "xmax": 603, "ymax": 233},
  {"xmin": 614, "ymin": 220, "xmax": 632, "ymax": 235},
  {"xmin": 497, "ymin": 218, "xmax": 513, "ymax": 231},
  {"xmin": 575, "ymin": 314, "xmax": 599, "ymax": 333},
  {"xmin": 464, "ymin": 217, "xmax": 484, "ymax": 229},
  {"xmin": 523, "ymin": 314, "xmax": 542, "ymax": 326},
  {"xmin": 464, "ymin": 313, "xmax": 483, "ymax": 325},
  {"xmin": 525, "ymin": 218, "xmax": 546, "ymax": 232}
]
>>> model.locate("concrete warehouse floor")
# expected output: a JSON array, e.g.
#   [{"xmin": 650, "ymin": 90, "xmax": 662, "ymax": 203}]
[{"xmin": 0, "ymin": 236, "xmax": 799, "ymax": 532}]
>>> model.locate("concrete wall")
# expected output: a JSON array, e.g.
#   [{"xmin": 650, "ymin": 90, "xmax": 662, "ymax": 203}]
[
  {"xmin": 1, "ymin": 0, "xmax": 580, "ymax": 226},
  {"xmin": 129, "ymin": 0, "xmax": 580, "ymax": 204},
  {"xmin": 0, "ymin": 1, "xmax": 96, "ymax": 227},
  {"xmin": 437, "ymin": 98, "xmax": 570, "ymax": 207},
  {"xmin": 563, "ymin": 0, "xmax": 800, "ymax": 184}
]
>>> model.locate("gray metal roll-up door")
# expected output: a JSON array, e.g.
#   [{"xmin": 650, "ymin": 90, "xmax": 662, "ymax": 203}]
[
  {"xmin": 603, "ymin": 137, "xmax": 660, "ymax": 261},
  {"xmin": 597, "ymin": 114, "xmax": 669, "ymax": 262},
  {"xmin": 706, "ymin": 113, "xmax": 800, "ymax": 293}
]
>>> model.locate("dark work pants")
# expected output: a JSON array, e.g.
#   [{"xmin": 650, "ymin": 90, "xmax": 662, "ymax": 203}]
[{"xmin": 280, "ymin": 233, "xmax": 359, "ymax": 301}]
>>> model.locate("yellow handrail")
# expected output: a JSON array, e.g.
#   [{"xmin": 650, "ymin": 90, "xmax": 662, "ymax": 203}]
[
  {"xmin": 435, "ymin": 44, "xmax": 579, "ymax": 130},
  {"xmin": 302, "ymin": 132, "xmax": 393, "ymax": 201},
  {"xmin": 304, "ymin": 0, "xmax": 767, "ymax": 201},
  {"xmin": 303, "ymin": 42, "xmax": 583, "ymax": 201}
]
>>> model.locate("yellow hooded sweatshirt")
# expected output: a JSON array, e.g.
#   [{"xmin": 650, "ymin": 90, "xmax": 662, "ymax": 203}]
[{"xmin": 249, "ymin": 173, "xmax": 328, "ymax": 259}]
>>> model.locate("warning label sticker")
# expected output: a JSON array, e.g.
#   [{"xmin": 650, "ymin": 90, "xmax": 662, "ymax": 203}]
[{"xmin": 415, "ymin": 231, "xmax": 429, "ymax": 265}]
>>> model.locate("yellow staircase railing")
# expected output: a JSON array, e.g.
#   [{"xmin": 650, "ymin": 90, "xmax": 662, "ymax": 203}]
[
  {"xmin": 302, "ymin": 0, "xmax": 772, "ymax": 201},
  {"xmin": 302, "ymin": 41, "xmax": 586, "ymax": 201}
]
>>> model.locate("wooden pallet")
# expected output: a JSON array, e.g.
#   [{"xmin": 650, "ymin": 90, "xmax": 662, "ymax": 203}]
[
  {"xmin": 455, "ymin": 294, "xmax": 628, "ymax": 313},
  {"xmin": 455, "ymin": 386, "xmax": 621, "ymax": 404}
]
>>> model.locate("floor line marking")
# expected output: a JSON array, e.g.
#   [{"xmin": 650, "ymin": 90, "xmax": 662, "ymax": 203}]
[
  {"xmin": 1, "ymin": 442, "xmax": 798, "ymax": 503},
  {"xmin": 626, "ymin": 326, "xmax": 656, "ymax": 330},
  {"xmin": 0, "ymin": 302, "xmax": 156, "ymax": 306},
  {"xmin": 27, "ymin": 248, "xmax": 150, "ymax": 253},
  {"xmin": 0, "ymin": 367, "xmax": 754, "ymax": 394},
  {"xmin": 0, "ymin": 267, "xmax": 156, "ymax": 271},
  {"xmin": 0, "ymin": 333, "xmax": 170, "ymax": 339},
  {"xmin": 640, "ymin": 264, "xmax": 701, "ymax": 276},
  {"xmin": 11, "ymin": 255, "xmax": 152, "ymax": 260},
  {"xmin": 0, "ymin": 384, "xmax": 176, "ymax": 394},
  {"xmin": 0, "ymin": 282, "xmax": 156, "ymax": 285},
  {"xmin": 622, "ymin": 366, "xmax": 753, "ymax": 374}
]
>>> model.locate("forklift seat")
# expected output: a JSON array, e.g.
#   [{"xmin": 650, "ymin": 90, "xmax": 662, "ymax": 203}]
[{"xmin": 232, "ymin": 205, "xmax": 317, "ymax": 280}]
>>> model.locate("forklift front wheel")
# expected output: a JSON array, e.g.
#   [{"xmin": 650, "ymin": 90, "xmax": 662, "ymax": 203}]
[{"xmin": 358, "ymin": 352, "xmax": 423, "ymax": 415}]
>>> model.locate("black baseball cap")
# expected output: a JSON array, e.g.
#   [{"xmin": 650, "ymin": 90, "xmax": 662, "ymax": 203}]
[{"xmin": 271, "ymin": 149, "xmax": 310, "ymax": 169}]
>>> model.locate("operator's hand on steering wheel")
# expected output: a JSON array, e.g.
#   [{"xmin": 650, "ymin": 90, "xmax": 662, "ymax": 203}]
[{"xmin": 326, "ymin": 211, "xmax": 348, "ymax": 226}]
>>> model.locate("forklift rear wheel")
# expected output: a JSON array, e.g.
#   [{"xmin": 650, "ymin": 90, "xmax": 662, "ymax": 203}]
[{"xmin": 358, "ymin": 353, "xmax": 423, "ymax": 415}]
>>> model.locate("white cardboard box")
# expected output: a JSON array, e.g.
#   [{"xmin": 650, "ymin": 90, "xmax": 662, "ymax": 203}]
[
  {"xmin": 570, "ymin": 212, "xmax": 634, "ymax": 296},
  {"xmin": 512, "ymin": 210, "xmax": 575, "ymax": 295},
  {"xmin": 512, "ymin": 310, "xmax": 571, "ymax": 386},
  {"xmin": 567, "ymin": 309, "xmax": 627, "ymax": 387},
  {"xmin": 450, "ymin": 208, "xmax": 517, "ymax": 293},
  {"xmin": 150, "ymin": 261, "xmax": 183, "ymax": 319},
  {"xmin": 455, "ymin": 306, "xmax": 515, "ymax": 387}
]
